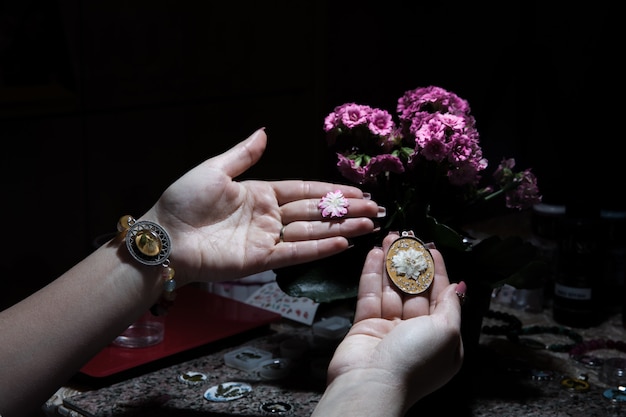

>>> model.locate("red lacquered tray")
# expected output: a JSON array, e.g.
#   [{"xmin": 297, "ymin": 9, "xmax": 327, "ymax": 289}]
[{"xmin": 80, "ymin": 286, "xmax": 281, "ymax": 377}]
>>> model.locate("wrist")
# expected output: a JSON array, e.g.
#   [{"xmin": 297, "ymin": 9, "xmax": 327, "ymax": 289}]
[
  {"xmin": 137, "ymin": 212, "xmax": 193, "ymax": 288},
  {"xmin": 110, "ymin": 244, "xmax": 164, "ymax": 312},
  {"xmin": 117, "ymin": 215, "xmax": 177, "ymax": 315},
  {"xmin": 312, "ymin": 370, "xmax": 409, "ymax": 417}
]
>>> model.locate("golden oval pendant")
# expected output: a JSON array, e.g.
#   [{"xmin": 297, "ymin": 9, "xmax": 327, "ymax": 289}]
[{"xmin": 385, "ymin": 231, "xmax": 435, "ymax": 294}]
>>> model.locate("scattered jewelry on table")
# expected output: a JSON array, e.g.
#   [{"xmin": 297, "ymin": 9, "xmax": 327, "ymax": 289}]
[
  {"xmin": 603, "ymin": 387, "xmax": 626, "ymax": 403},
  {"xmin": 385, "ymin": 231, "xmax": 434, "ymax": 295},
  {"xmin": 482, "ymin": 309, "xmax": 523, "ymax": 336},
  {"xmin": 481, "ymin": 311, "xmax": 583, "ymax": 352},
  {"xmin": 260, "ymin": 401, "xmax": 294, "ymax": 415},
  {"xmin": 569, "ymin": 338, "xmax": 626, "ymax": 367},
  {"xmin": 256, "ymin": 358, "xmax": 292, "ymax": 380},
  {"xmin": 530, "ymin": 369, "xmax": 554, "ymax": 381},
  {"xmin": 599, "ymin": 357, "xmax": 626, "ymax": 387},
  {"xmin": 511, "ymin": 326, "xmax": 583, "ymax": 352},
  {"xmin": 203, "ymin": 382, "xmax": 252, "ymax": 402},
  {"xmin": 560, "ymin": 376, "xmax": 591, "ymax": 392},
  {"xmin": 177, "ymin": 371, "xmax": 207, "ymax": 385}
]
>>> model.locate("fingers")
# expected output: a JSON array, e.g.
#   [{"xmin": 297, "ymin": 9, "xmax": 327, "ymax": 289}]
[
  {"xmin": 275, "ymin": 188, "xmax": 384, "ymax": 244},
  {"xmin": 428, "ymin": 248, "xmax": 452, "ymax": 301},
  {"xmin": 353, "ymin": 246, "xmax": 385, "ymax": 322},
  {"xmin": 397, "ymin": 246, "xmax": 450, "ymax": 318},
  {"xmin": 353, "ymin": 231, "xmax": 459, "ymax": 322},
  {"xmin": 272, "ymin": 180, "xmax": 368, "ymax": 204},
  {"xmin": 432, "ymin": 283, "xmax": 463, "ymax": 329},
  {"xmin": 210, "ymin": 129, "xmax": 268, "ymax": 178},
  {"xmin": 279, "ymin": 196, "xmax": 384, "ymax": 224},
  {"xmin": 269, "ymin": 217, "xmax": 381, "ymax": 271},
  {"xmin": 269, "ymin": 236, "xmax": 357, "ymax": 270},
  {"xmin": 380, "ymin": 232, "xmax": 406, "ymax": 319},
  {"xmin": 278, "ymin": 218, "xmax": 378, "ymax": 243}
]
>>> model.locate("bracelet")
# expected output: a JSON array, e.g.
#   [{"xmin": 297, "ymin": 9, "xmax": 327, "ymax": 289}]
[
  {"xmin": 117, "ymin": 215, "xmax": 177, "ymax": 316},
  {"xmin": 481, "ymin": 311, "xmax": 583, "ymax": 353},
  {"xmin": 569, "ymin": 339, "xmax": 626, "ymax": 367},
  {"xmin": 481, "ymin": 310, "xmax": 523, "ymax": 336},
  {"xmin": 508, "ymin": 325, "xmax": 583, "ymax": 352}
]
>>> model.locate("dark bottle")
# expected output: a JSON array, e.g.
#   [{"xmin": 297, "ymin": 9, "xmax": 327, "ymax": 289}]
[
  {"xmin": 552, "ymin": 204, "xmax": 603, "ymax": 328},
  {"xmin": 531, "ymin": 203, "xmax": 566, "ymax": 306},
  {"xmin": 599, "ymin": 209, "xmax": 626, "ymax": 328}
]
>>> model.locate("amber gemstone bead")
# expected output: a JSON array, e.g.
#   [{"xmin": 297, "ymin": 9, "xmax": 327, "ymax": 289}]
[
  {"xmin": 136, "ymin": 230, "xmax": 162, "ymax": 256},
  {"xmin": 117, "ymin": 215, "xmax": 134, "ymax": 232}
]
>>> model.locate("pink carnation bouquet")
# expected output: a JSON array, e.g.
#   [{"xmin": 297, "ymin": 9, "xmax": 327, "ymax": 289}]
[
  {"xmin": 323, "ymin": 86, "xmax": 541, "ymax": 233},
  {"xmin": 276, "ymin": 86, "xmax": 545, "ymax": 303}
]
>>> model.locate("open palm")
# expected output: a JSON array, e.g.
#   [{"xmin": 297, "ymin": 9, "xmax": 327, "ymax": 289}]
[
  {"xmin": 145, "ymin": 129, "xmax": 383, "ymax": 284},
  {"xmin": 327, "ymin": 232, "xmax": 464, "ymax": 405}
]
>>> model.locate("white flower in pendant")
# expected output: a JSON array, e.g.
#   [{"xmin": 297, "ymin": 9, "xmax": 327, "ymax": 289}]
[{"xmin": 391, "ymin": 248, "xmax": 428, "ymax": 280}]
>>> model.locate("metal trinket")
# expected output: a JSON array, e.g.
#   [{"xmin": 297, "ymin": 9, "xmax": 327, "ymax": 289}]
[{"xmin": 385, "ymin": 231, "xmax": 434, "ymax": 294}]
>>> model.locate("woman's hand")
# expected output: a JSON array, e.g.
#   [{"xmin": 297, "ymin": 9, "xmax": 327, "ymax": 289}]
[
  {"xmin": 144, "ymin": 129, "xmax": 383, "ymax": 285},
  {"xmin": 313, "ymin": 232, "xmax": 464, "ymax": 416}
]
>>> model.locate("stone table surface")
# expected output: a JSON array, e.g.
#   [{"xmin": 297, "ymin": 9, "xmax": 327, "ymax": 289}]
[
  {"xmin": 50, "ymin": 305, "xmax": 626, "ymax": 417},
  {"xmin": 461, "ymin": 304, "xmax": 626, "ymax": 417}
]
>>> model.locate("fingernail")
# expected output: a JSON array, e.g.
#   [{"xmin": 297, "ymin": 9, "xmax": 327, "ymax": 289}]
[
  {"xmin": 363, "ymin": 192, "xmax": 372, "ymax": 200},
  {"xmin": 376, "ymin": 206, "xmax": 387, "ymax": 218},
  {"xmin": 455, "ymin": 281, "xmax": 467, "ymax": 296},
  {"xmin": 372, "ymin": 226, "xmax": 381, "ymax": 233},
  {"xmin": 424, "ymin": 241, "xmax": 436, "ymax": 250}
]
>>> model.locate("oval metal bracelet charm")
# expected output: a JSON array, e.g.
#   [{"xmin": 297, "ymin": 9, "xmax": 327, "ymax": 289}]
[
  {"xmin": 125, "ymin": 220, "xmax": 172, "ymax": 266},
  {"xmin": 385, "ymin": 231, "xmax": 435, "ymax": 294}
]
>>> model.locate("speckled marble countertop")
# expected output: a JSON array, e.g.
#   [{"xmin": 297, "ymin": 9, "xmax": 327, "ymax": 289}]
[
  {"xmin": 56, "ymin": 308, "xmax": 626, "ymax": 417},
  {"xmin": 452, "ymin": 304, "xmax": 626, "ymax": 417},
  {"xmin": 62, "ymin": 323, "xmax": 333, "ymax": 417}
]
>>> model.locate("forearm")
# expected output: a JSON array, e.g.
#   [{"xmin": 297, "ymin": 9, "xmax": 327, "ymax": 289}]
[
  {"xmin": 311, "ymin": 371, "xmax": 411, "ymax": 417},
  {"xmin": 0, "ymin": 239, "xmax": 164, "ymax": 416}
]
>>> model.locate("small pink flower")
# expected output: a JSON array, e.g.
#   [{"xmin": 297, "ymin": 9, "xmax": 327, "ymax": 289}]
[
  {"xmin": 341, "ymin": 104, "xmax": 370, "ymax": 128},
  {"xmin": 318, "ymin": 190, "xmax": 350, "ymax": 218},
  {"xmin": 336, "ymin": 154, "xmax": 369, "ymax": 184},
  {"xmin": 505, "ymin": 170, "xmax": 542, "ymax": 210},
  {"xmin": 367, "ymin": 109, "xmax": 395, "ymax": 136}
]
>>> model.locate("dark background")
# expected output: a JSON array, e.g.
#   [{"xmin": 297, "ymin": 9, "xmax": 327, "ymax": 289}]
[{"xmin": 1, "ymin": 0, "xmax": 623, "ymax": 309}]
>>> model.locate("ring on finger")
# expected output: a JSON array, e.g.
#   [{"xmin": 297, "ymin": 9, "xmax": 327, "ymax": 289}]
[{"xmin": 279, "ymin": 226, "xmax": 286, "ymax": 242}]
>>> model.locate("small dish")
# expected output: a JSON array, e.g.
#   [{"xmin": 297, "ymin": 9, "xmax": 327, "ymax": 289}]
[
  {"xmin": 224, "ymin": 346, "xmax": 273, "ymax": 372},
  {"xmin": 256, "ymin": 358, "xmax": 292, "ymax": 380}
]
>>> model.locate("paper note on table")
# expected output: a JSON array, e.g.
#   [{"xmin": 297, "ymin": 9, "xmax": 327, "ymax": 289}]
[{"xmin": 245, "ymin": 282, "xmax": 319, "ymax": 325}]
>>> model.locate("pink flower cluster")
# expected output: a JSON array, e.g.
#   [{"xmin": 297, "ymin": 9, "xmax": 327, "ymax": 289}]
[
  {"xmin": 323, "ymin": 85, "xmax": 541, "ymax": 212},
  {"xmin": 492, "ymin": 158, "xmax": 542, "ymax": 210}
]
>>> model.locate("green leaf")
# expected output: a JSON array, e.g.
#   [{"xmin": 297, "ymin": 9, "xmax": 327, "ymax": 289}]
[
  {"xmin": 424, "ymin": 216, "xmax": 468, "ymax": 252},
  {"xmin": 274, "ymin": 236, "xmax": 375, "ymax": 303}
]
